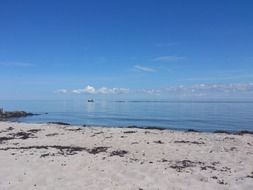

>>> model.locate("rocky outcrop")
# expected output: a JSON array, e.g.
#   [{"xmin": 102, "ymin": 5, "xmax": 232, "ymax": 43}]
[{"xmin": 0, "ymin": 110, "xmax": 39, "ymax": 120}]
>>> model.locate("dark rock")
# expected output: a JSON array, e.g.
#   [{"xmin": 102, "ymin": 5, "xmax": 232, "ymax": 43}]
[
  {"xmin": 186, "ymin": 129, "xmax": 200, "ymax": 132},
  {"xmin": 127, "ymin": 126, "xmax": 165, "ymax": 130},
  {"xmin": 47, "ymin": 122, "xmax": 71, "ymax": 126},
  {"xmin": 234, "ymin": 130, "xmax": 253, "ymax": 135},
  {"xmin": 0, "ymin": 110, "xmax": 39, "ymax": 120},
  {"xmin": 213, "ymin": 130, "xmax": 231, "ymax": 134},
  {"xmin": 144, "ymin": 126, "xmax": 165, "ymax": 130}
]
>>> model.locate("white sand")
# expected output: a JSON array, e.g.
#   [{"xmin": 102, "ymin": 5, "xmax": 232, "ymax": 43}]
[{"xmin": 0, "ymin": 121, "xmax": 252, "ymax": 190}]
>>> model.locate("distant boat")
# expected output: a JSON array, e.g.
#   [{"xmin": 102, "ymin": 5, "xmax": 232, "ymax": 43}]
[{"xmin": 88, "ymin": 99, "xmax": 94, "ymax": 102}]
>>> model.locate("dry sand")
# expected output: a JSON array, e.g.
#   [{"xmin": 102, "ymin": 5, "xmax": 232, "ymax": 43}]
[{"xmin": 0, "ymin": 121, "xmax": 252, "ymax": 190}]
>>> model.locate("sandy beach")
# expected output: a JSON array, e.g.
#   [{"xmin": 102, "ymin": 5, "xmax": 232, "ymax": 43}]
[{"xmin": 0, "ymin": 121, "xmax": 252, "ymax": 190}]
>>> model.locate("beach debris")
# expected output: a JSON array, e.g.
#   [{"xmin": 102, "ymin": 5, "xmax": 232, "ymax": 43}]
[
  {"xmin": 88, "ymin": 147, "xmax": 109, "ymax": 154},
  {"xmin": 161, "ymin": 159, "xmax": 169, "ymax": 162},
  {"xmin": 94, "ymin": 131, "xmax": 104, "ymax": 135},
  {"xmin": 153, "ymin": 140, "xmax": 164, "ymax": 144},
  {"xmin": 217, "ymin": 179, "xmax": 227, "ymax": 185},
  {"xmin": 123, "ymin": 131, "xmax": 137, "ymax": 134},
  {"xmin": 0, "ymin": 145, "xmax": 109, "ymax": 156},
  {"xmin": 170, "ymin": 160, "xmax": 204, "ymax": 172},
  {"xmin": 10, "ymin": 131, "xmax": 36, "ymax": 139},
  {"xmin": 65, "ymin": 128, "xmax": 82, "ymax": 131},
  {"xmin": 45, "ymin": 133, "xmax": 59, "ymax": 137},
  {"xmin": 246, "ymin": 172, "xmax": 253, "ymax": 178},
  {"xmin": 223, "ymin": 137, "xmax": 235, "ymax": 140},
  {"xmin": 90, "ymin": 131, "xmax": 104, "ymax": 137},
  {"xmin": 40, "ymin": 153, "xmax": 51, "ymax": 158},
  {"xmin": 201, "ymin": 165, "xmax": 217, "ymax": 171},
  {"xmin": 27, "ymin": 129, "xmax": 42, "ymax": 133},
  {"xmin": 110, "ymin": 150, "xmax": 128, "ymax": 157},
  {"xmin": 230, "ymin": 147, "xmax": 237, "ymax": 151},
  {"xmin": 0, "ymin": 131, "xmax": 36, "ymax": 143},
  {"xmin": 0, "ymin": 127, "xmax": 14, "ymax": 133},
  {"xmin": 174, "ymin": 140, "xmax": 205, "ymax": 145},
  {"xmin": 169, "ymin": 159, "xmax": 229, "ymax": 174},
  {"xmin": 0, "ymin": 136, "xmax": 15, "ymax": 143}
]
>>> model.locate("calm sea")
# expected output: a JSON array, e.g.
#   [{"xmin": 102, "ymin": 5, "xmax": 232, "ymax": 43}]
[{"xmin": 1, "ymin": 100, "xmax": 253, "ymax": 132}]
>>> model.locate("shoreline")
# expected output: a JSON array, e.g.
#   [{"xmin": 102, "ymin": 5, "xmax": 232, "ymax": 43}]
[
  {"xmin": 5, "ymin": 120, "xmax": 253, "ymax": 135},
  {"xmin": 0, "ymin": 121, "xmax": 253, "ymax": 189}
]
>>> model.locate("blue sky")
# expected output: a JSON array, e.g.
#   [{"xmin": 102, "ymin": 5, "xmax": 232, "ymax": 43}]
[{"xmin": 0, "ymin": 0, "xmax": 253, "ymax": 100}]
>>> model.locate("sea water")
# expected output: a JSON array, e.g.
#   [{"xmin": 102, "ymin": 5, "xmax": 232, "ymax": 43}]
[{"xmin": 1, "ymin": 100, "xmax": 253, "ymax": 132}]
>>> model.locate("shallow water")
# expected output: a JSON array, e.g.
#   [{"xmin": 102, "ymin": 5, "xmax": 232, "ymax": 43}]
[{"xmin": 1, "ymin": 100, "xmax": 253, "ymax": 132}]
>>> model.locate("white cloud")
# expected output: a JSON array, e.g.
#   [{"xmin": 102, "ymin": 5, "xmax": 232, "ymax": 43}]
[
  {"xmin": 72, "ymin": 85, "xmax": 129, "ymax": 95},
  {"xmin": 97, "ymin": 87, "xmax": 129, "ymax": 94},
  {"xmin": 153, "ymin": 56, "xmax": 184, "ymax": 62},
  {"xmin": 96, "ymin": 87, "xmax": 110, "ymax": 94},
  {"xmin": 58, "ymin": 83, "xmax": 253, "ymax": 97},
  {"xmin": 140, "ymin": 89, "xmax": 161, "ymax": 95},
  {"xmin": 54, "ymin": 89, "xmax": 68, "ymax": 94},
  {"xmin": 111, "ymin": 88, "xmax": 130, "ymax": 94},
  {"xmin": 135, "ymin": 83, "xmax": 253, "ymax": 97},
  {"xmin": 134, "ymin": 65, "xmax": 156, "ymax": 72},
  {"xmin": 72, "ymin": 89, "xmax": 84, "ymax": 94},
  {"xmin": 164, "ymin": 83, "xmax": 253, "ymax": 96},
  {"xmin": 84, "ymin": 85, "xmax": 96, "ymax": 94}
]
